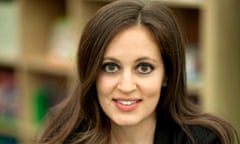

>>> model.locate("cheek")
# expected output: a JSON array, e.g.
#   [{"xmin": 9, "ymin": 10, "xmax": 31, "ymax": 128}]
[
  {"xmin": 96, "ymin": 75, "xmax": 118, "ymax": 114},
  {"xmin": 138, "ymin": 75, "xmax": 163, "ymax": 98},
  {"xmin": 96, "ymin": 74, "xmax": 118, "ymax": 96}
]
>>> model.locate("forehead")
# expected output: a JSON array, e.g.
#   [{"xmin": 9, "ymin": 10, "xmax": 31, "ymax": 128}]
[{"xmin": 103, "ymin": 25, "xmax": 162, "ymax": 60}]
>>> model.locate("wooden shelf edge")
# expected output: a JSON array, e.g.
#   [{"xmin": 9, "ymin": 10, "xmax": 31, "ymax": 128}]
[
  {"xmin": 187, "ymin": 80, "xmax": 202, "ymax": 95},
  {"xmin": 0, "ymin": 56, "xmax": 19, "ymax": 68},
  {"xmin": 22, "ymin": 55, "xmax": 75, "ymax": 77},
  {"xmin": 156, "ymin": 0, "xmax": 202, "ymax": 9},
  {"xmin": 82, "ymin": 0, "xmax": 203, "ymax": 9}
]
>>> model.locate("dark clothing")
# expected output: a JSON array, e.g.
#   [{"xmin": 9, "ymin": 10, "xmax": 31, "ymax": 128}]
[
  {"xmin": 154, "ymin": 119, "xmax": 220, "ymax": 144},
  {"xmin": 72, "ymin": 118, "xmax": 220, "ymax": 144}
]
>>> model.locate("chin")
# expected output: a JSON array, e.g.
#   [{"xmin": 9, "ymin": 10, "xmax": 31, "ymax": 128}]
[{"xmin": 112, "ymin": 116, "xmax": 141, "ymax": 127}]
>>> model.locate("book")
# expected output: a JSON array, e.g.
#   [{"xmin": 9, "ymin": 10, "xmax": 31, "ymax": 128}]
[
  {"xmin": 32, "ymin": 74, "xmax": 67, "ymax": 125},
  {"xmin": 0, "ymin": 135, "xmax": 18, "ymax": 144},
  {"xmin": 0, "ymin": 2, "xmax": 19, "ymax": 61},
  {"xmin": 0, "ymin": 70, "xmax": 19, "ymax": 119},
  {"xmin": 47, "ymin": 17, "xmax": 78, "ymax": 69},
  {"xmin": 185, "ymin": 45, "xmax": 201, "ymax": 85}
]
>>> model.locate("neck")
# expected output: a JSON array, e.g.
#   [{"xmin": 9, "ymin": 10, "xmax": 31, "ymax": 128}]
[{"xmin": 110, "ymin": 116, "xmax": 156, "ymax": 144}]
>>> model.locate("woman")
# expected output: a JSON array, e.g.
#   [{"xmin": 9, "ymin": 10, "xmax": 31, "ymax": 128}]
[{"xmin": 37, "ymin": 0, "xmax": 239, "ymax": 143}]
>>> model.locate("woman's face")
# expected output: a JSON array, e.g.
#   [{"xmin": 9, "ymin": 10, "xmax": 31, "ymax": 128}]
[{"xmin": 96, "ymin": 25, "xmax": 165, "ymax": 127}]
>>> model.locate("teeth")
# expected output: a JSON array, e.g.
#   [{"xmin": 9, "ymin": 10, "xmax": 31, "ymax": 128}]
[{"xmin": 118, "ymin": 100, "xmax": 137, "ymax": 105}]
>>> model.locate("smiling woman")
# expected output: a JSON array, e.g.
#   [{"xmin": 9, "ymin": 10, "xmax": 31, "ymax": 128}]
[
  {"xmin": 96, "ymin": 26, "xmax": 164, "ymax": 130},
  {"xmin": 37, "ymin": 0, "xmax": 239, "ymax": 144}
]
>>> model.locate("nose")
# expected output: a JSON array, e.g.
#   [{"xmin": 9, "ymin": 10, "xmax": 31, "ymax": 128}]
[{"xmin": 117, "ymin": 70, "xmax": 136, "ymax": 93}]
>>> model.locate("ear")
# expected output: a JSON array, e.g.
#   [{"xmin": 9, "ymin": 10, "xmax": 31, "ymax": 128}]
[{"xmin": 162, "ymin": 77, "xmax": 168, "ymax": 87}]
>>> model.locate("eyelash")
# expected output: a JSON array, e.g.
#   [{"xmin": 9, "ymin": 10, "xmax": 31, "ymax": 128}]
[
  {"xmin": 136, "ymin": 63, "xmax": 154, "ymax": 74},
  {"xmin": 102, "ymin": 62, "xmax": 120, "ymax": 73},
  {"xmin": 102, "ymin": 62, "xmax": 154, "ymax": 74}
]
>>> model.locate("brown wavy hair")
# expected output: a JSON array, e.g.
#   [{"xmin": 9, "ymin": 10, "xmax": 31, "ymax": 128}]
[{"xmin": 37, "ymin": 0, "xmax": 239, "ymax": 143}]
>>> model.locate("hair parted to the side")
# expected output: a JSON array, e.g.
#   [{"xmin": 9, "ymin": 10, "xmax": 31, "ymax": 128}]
[{"xmin": 37, "ymin": 0, "xmax": 239, "ymax": 143}]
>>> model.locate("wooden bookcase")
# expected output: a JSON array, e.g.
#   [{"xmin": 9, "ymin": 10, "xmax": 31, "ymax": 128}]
[{"xmin": 0, "ymin": 0, "xmax": 239, "ymax": 143}]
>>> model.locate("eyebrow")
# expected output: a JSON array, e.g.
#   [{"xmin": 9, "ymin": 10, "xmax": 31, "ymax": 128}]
[
  {"xmin": 135, "ymin": 57, "xmax": 159, "ymax": 64},
  {"xmin": 103, "ymin": 57, "xmax": 159, "ymax": 64},
  {"xmin": 102, "ymin": 57, "xmax": 120, "ymax": 63}
]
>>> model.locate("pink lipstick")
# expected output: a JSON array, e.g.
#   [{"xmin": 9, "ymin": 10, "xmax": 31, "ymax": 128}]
[{"xmin": 113, "ymin": 99, "xmax": 142, "ymax": 112}]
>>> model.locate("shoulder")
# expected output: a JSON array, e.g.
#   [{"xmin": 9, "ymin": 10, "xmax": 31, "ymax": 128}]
[
  {"xmin": 174, "ymin": 125, "xmax": 221, "ymax": 144},
  {"xmin": 189, "ymin": 125, "xmax": 221, "ymax": 143}
]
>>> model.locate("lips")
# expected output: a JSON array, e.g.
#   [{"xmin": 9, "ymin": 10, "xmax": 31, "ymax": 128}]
[
  {"xmin": 113, "ymin": 98, "xmax": 142, "ymax": 112},
  {"xmin": 117, "ymin": 100, "xmax": 138, "ymax": 105}
]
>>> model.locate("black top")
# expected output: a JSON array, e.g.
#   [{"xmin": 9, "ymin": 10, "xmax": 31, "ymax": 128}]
[
  {"xmin": 72, "ymin": 117, "xmax": 220, "ymax": 144},
  {"xmin": 154, "ymin": 119, "xmax": 220, "ymax": 144}
]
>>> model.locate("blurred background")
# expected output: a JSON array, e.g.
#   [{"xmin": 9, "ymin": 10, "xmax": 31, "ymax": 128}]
[{"xmin": 0, "ymin": 0, "xmax": 239, "ymax": 143}]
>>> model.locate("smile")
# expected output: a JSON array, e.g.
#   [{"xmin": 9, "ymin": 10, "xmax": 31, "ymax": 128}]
[
  {"xmin": 113, "ymin": 99, "xmax": 142, "ymax": 112},
  {"xmin": 117, "ymin": 100, "xmax": 138, "ymax": 105}
]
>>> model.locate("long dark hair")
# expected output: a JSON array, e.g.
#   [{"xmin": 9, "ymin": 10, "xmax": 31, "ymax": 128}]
[{"xmin": 37, "ymin": 0, "xmax": 239, "ymax": 143}]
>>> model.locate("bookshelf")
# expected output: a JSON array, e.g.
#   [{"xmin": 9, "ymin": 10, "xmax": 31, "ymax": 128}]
[{"xmin": 0, "ymin": 0, "xmax": 239, "ymax": 143}]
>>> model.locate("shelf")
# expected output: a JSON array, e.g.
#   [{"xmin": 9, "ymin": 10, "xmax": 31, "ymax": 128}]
[
  {"xmin": 187, "ymin": 80, "xmax": 202, "ymax": 95},
  {"xmin": 0, "ymin": 2, "xmax": 19, "ymax": 69},
  {"xmin": 22, "ymin": 55, "xmax": 74, "ymax": 77},
  {"xmin": 155, "ymin": 0, "xmax": 202, "ymax": 9},
  {"xmin": 2, "ymin": 0, "xmax": 214, "ymax": 143},
  {"xmin": 0, "ymin": 117, "xmax": 18, "ymax": 138},
  {"xmin": 0, "ymin": 55, "xmax": 19, "ymax": 69},
  {"xmin": 83, "ymin": 0, "xmax": 202, "ymax": 9},
  {"xmin": 1, "ymin": 0, "xmax": 238, "ymax": 142}
]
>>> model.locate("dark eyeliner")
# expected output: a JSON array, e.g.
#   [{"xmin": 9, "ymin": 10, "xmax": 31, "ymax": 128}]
[
  {"xmin": 102, "ymin": 62, "xmax": 120, "ymax": 72},
  {"xmin": 136, "ymin": 62, "xmax": 155, "ymax": 74},
  {"xmin": 137, "ymin": 62, "xmax": 154, "ymax": 69}
]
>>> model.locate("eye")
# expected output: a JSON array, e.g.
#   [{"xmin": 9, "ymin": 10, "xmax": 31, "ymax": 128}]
[
  {"xmin": 136, "ymin": 63, "xmax": 154, "ymax": 74},
  {"xmin": 102, "ymin": 62, "xmax": 120, "ymax": 73}
]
